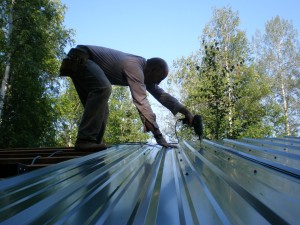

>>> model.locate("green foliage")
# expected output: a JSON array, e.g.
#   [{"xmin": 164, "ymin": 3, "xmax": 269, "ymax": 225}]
[
  {"xmin": 232, "ymin": 66, "xmax": 274, "ymax": 138},
  {"xmin": 198, "ymin": 42, "xmax": 233, "ymax": 139},
  {"xmin": 54, "ymin": 79, "xmax": 82, "ymax": 146},
  {"xmin": 0, "ymin": 0, "xmax": 74, "ymax": 147},
  {"xmin": 170, "ymin": 6, "xmax": 274, "ymax": 140},
  {"xmin": 104, "ymin": 86, "xmax": 150, "ymax": 144}
]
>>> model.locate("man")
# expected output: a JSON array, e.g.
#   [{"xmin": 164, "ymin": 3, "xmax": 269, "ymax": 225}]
[{"xmin": 60, "ymin": 45, "xmax": 194, "ymax": 150}]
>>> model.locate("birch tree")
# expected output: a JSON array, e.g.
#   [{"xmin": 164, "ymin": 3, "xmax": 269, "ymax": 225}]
[
  {"xmin": 254, "ymin": 16, "xmax": 300, "ymax": 136},
  {"xmin": 0, "ymin": 0, "xmax": 73, "ymax": 147},
  {"xmin": 201, "ymin": 7, "xmax": 250, "ymax": 138}
]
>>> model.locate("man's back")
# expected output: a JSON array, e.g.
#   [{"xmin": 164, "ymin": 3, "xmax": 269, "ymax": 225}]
[{"xmin": 82, "ymin": 45, "xmax": 146, "ymax": 85}]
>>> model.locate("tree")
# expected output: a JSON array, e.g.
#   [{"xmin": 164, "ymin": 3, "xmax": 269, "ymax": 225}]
[
  {"xmin": 104, "ymin": 86, "xmax": 150, "ymax": 144},
  {"xmin": 253, "ymin": 16, "xmax": 300, "ymax": 136},
  {"xmin": 0, "ymin": 0, "xmax": 73, "ymax": 147},
  {"xmin": 201, "ymin": 7, "xmax": 250, "ymax": 138},
  {"xmin": 170, "ymin": 6, "xmax": 272, "ymax": 139}
]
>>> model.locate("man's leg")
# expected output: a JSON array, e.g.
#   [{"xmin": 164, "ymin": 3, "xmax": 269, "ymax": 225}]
[
  {"xmin": 96, "ymin": 103, "xmax": 109, "ymax": 144},
  {"xmin": 71, "ymin": 59, "xmax": 112, "ymax": 150}
]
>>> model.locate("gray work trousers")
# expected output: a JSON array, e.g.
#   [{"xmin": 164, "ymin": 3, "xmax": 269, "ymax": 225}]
[{"xmin": 71, "ymin": 59, "xmax": 112, "ymax": 143}]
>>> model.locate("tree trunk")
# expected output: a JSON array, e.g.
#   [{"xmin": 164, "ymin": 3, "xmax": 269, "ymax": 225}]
[
  {"xmin": 0, "ymin": 0, "xmax": 14, "ymax": 121},
  {"xmin": 280, "ymin": 75, "xmax": 290, "ymax": 135},
  {"xmin": 0, "ymin": 57, "xmax": 11, "ymax": 120},
  {"xmin": 277, "ymin": 42, "xmax": 291, "ymax": 136},
  {"xmin": 225, "ymin": 53, "xmax": 233, "ymax": 138}
]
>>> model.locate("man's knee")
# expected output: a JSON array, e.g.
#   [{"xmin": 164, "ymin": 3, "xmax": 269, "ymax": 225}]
[
  {"xmin": 92, "ymin": 85, "xmax": 112, "ymax": 99},
  {"xmin": 103, "ymin": 85, "xmax": 112, "ymax": 97}
]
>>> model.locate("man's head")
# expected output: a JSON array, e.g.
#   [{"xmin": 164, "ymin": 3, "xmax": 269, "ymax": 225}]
[{"xmin": 144, "ymin": 57, "xmax": 169, "ymax": 85}]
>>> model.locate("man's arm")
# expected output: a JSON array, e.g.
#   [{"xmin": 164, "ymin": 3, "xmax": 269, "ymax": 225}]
[
  {"xmin": 128, "ymin": 83, "xmax": 176, "ymax": 147},
  {"xmin": 123, "ymin": 64, "xmax": 174, "ymax": 147},
  {"xmin": 146, "ymin": 84, "xmax": 194, "ymax": 124}
]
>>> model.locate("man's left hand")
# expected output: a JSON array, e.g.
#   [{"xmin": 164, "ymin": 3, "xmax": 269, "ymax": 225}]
[{"xmin": 155, "ymin": 136, "xmax": 178, "ymax": 148}]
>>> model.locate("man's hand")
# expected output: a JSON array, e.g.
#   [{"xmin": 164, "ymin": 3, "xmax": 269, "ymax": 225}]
[
  {"xmin": 185, "ymin": 111, "xmax": 194, "ymax": 126},
  {"xmin": 178, "ymin": 107, "xmax": 194, "ymax": 126},
  {"xmin": 155, "ymin": 135, "xmax": 178, "ymax": 148}
]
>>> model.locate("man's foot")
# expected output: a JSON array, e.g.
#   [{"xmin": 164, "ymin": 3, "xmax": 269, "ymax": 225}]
[{"xmin": 75, "ymin": 139, "xmax": 107, "ymax": 151}]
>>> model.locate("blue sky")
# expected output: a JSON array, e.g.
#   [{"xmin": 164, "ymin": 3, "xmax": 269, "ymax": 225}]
[{"xmin": 61, "ymin": 0, "xmax": 300, "ymax": 66}]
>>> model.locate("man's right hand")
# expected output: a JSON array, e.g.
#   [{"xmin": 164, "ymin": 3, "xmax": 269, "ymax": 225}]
[
  {"xmin": 185, "ymin": 112, "xmax": 194, "ymax": 126},
  {"xmin": 178, "ymin": 107, "xmax": 194, "ymax": 126}
]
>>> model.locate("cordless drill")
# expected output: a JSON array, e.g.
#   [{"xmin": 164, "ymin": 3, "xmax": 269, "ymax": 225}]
[{"xmin": 180, "ymin": 115, "xmax": 204, "ymax": 142}]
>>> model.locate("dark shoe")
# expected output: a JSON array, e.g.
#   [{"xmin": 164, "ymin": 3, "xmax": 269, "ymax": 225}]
[{"xmin": 75, "ymin": 139, "xmax": 107, "ymax": 151}]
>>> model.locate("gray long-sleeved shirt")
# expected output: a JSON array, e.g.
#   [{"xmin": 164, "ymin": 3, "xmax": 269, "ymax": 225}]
[{"xmin": 82, "ymin": 45, "xmax": 184, "ymax": 133}]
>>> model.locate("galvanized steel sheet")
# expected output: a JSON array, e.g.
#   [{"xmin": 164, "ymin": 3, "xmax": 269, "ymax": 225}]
[{"xmin": 0, "ymin": 137, "xmax": 299, "ymax": 225}]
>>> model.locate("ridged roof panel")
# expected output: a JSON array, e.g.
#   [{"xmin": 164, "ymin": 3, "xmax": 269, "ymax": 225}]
[{"xmin": 0, "ymin": 137, "xmax": 299, "ymax": 225}]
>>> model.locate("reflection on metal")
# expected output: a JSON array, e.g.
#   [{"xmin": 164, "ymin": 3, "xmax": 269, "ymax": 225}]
[{"xmin": 0, "ymin": 137, "xmax": 299, "ymax": 225}]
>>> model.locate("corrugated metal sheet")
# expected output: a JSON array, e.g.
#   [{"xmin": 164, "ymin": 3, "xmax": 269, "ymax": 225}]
[
  {"xmin": 0, "ymin": 147, "xmax": 101, "ymax": 178},
  {"xmin": 0, "ymin": 137, "xmax": 299, "ymax": 225}
]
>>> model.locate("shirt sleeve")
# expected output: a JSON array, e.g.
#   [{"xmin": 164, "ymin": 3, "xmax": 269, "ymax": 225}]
[
  {"xmin": 146, "ymin": 84, "xmax": 185, "ymax": 115},
  {"xmin": 123, "ymin": 62, "xmax": 159, "ymax": 132}
]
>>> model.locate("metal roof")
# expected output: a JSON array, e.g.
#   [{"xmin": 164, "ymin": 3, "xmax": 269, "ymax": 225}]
[
  {"xmin": 0, "ymin": 137, "xmax": 299, "ymax": 225},
  {"xmin": 0, "ymin": 147, "xmax": 100, "ymax": 178}
]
